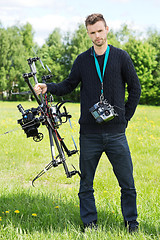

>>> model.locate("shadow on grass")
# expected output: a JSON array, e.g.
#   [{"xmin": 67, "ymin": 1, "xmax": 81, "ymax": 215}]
[
  {"xmin": 0, "ymin": 191, "xmax": 125, "ymax": 234},
  {"xmin": 1, "ymin": 191, "xmax": 159, "ymax": 238},
  {"xmin": 98, "ymin": 208, "xmax": 160, "ymax": 237},
  {"xmin": 0, "ymin": 191, "xmax": 81, "ymax": 233}
]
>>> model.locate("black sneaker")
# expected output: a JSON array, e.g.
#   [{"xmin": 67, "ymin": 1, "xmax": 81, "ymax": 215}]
[
  {"xmin": 125, "ymin": 220, "xmax": 139, "ymax": 233},
  {"xmin": 84, "ymin": 221, "xmax": 98, "ymax": 231}
]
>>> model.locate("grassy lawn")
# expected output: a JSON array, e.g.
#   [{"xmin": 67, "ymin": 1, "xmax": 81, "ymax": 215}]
[{"xmin": 0, "ymin": 101, "xmax": 160, "ymax": 239}]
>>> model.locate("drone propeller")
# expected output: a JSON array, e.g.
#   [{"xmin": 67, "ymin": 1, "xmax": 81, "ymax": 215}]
[
  {"xmin": 46, "ymin": 64, "xmax": 51, "ymax": 73},
  {"xmin": 39, "ymin": 58, "xmax": 46, "ymax": 70},
  {"xmin": 11, "ymin": 90, "xmax": 32, "ymax": 95},
  {"xmin": 0, "ymin": 127, "xmax": 20, "ymax": 136},
  {"xmin": 32, "ymin": 47, "xmax": 46, "ymax": 70}
]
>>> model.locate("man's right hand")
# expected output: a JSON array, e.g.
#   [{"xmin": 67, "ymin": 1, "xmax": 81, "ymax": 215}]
[{"xmin": 34, "ymin": 83, "xmax": 47, "ymax": 95}]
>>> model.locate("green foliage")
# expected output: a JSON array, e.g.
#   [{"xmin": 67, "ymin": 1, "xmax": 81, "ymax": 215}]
[
  {"xmin": 124, "ymin": 38, "xmax": 159, "ymax": 105},
  {"xmin": 107, "ymin": 29, "xmax": 121, "ymax": 48},
  {"xmin": 61, "ymin": 24, "xmax": 91, "ymax": 101},
  {"xmin": 69, "ymin": 24, "xmax": 91, "ymax": 61},
  {"xmin": 0, "ymin": 24, "xmax": 35, "ymax": 100},
  {"xmin": 116, "ymin": 24, "xmax": 138, "ymax": 44},
  {"xmin": 21, "ymin": 22, "xmax": 35, "ymax": 53},
  {"xmin": 147, "ymin": 29, "xmax": 160, "ymax": 83}
]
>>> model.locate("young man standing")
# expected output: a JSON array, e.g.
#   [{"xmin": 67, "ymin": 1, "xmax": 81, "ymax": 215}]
[{"xmin": 34, "ymin": 13, "xmax": 141, "ymax": 233}]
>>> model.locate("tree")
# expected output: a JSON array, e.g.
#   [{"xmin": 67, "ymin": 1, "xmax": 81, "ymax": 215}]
[
  {"xmin": 115, "ymin": 24, "xmax": 136, "ymax": 44},
  {"xmin": 68, "ymin": 24, "xmax": 91, "ymax": 61},
  {"xmin": 59, "ymin": 24, "xmax": 91, "ymax": 101},
  {"xmin": 124, "ymin": 38, "xmax": 158, "ymax": 105},
  {"xmin": 38, "ymin": 28, "xmax": 65, "ymax": 83},
  {"xmin": 42, "ymin": 24, "xmax": 92, "ymax": 102},
  {"xmin": 147, "ymin": 29, "xmax": 160, "ymax": 82},
  {"xmin": 46, "ymin": 28, "xmax": 62, "ymax": 47},
  {"xmin": 107, "ymin": 29, "xmax": 121, "ymax": 48},
  {"xmin": 0, "ymin": 28, "xmax": 9, "ymax": 94},
  {"xmin": 20, "ymin": 22, "xmax": 35, "ymax": 53},
  {"xmin": 0, "ymin": 25, "xmax": 31, "ymax": 99}
]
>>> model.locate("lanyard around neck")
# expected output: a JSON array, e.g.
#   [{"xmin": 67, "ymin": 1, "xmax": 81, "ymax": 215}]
[{"xmin": 93, "ymin": 45, "xmax": 110, "ymax": 100}]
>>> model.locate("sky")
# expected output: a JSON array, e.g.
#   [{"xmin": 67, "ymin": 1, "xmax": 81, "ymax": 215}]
[{"xmin": 0, "ymin": 0, "xmax": 160, "ymax": 46}]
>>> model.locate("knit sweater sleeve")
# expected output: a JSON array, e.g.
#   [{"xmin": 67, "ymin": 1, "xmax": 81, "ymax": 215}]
[
  {"xmin": 46, "ymin": 57, "xmax": 81, "ymax": 96},
  {"xmin": 122, "ymin": 51, "xmax": 141, "ymax": 121}
]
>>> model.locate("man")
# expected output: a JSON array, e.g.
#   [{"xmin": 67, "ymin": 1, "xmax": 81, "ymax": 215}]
[{"xmin": 34, "ymin": 13, "xmax": 141, "ymax": 233}]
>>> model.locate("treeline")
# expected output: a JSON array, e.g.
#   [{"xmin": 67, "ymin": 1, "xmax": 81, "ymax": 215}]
[{"xmin": 0, "ymin": 22, "xmax": 160, "ymax": 105}]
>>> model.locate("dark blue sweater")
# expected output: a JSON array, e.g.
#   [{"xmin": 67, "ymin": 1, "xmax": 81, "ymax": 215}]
[{"xmin": 47, "ymin": 45, "xmax": 141, "ymax": 134}]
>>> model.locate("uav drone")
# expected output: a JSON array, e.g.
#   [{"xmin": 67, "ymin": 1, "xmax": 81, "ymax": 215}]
[{"xmin": 16, "ymin": 55, "xmax": 81, "ymax": 186}]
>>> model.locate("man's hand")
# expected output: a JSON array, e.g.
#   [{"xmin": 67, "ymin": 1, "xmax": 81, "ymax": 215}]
[{"xmin": 34, "ymin": 83, "xmax": 47, "ymax": 95}]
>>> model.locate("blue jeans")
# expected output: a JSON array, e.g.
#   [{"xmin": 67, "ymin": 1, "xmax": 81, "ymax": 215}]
[{"xmin": 78, "ymin": 133, "xmax": 138, "ymax": 225}]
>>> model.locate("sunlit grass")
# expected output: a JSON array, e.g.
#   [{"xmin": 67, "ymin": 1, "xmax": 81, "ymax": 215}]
[{"xmin": 0, "ymin": 101, "xmax": 160, "ymax": 239}]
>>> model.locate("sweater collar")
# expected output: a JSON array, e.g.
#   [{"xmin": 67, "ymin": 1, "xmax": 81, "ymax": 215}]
[
  {"xmin": 90, "ymin": 46, "xmax": 94, "ymax": 56},
  {"xmin": 90, "ymin": 45, "xmax": 110, "ymax": 57}
]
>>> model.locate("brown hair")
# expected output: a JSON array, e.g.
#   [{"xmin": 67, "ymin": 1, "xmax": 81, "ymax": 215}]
[{"xmin": 85, "ymin": 13, "xmax": 107, "ymax": 28}]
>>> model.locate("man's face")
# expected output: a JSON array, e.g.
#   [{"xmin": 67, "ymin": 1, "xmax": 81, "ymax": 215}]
[{"xmin": 87, "ymin": 21, "xmax": 109, "ymax": 47}]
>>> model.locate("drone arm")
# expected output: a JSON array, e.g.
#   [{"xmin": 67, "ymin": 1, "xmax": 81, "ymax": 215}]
[
  {"xmin": 21, "ymin": 56, "xmax": 81, "ymax": 183},
  {"xmin": 27, "ymin": 57, "xmax": 44, "ymax": 104},
  {"xmin": 56, "ymin": 130, "xmax": 78, "ymax": 157},
  {"xmin": 47, "ymin": 122, "xmax": 73, "ymax": 177},
  {"xmin": 52, "ymin": 128, "xmax": 70, "ymax": 176},
  {"xmin": 23, "ymin": 75, "xmax": 42, "ymax": 105},
  {"xmin": 48, "ymin": 127, "xmax": 58, "ymax": 167}
]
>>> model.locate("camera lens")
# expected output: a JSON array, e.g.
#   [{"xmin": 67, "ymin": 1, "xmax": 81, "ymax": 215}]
[{"xmin": 105, "ymin": 110, "xmax": 110, "ymax": 116}]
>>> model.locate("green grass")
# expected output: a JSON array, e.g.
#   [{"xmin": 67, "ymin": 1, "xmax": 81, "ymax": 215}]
[{"xmin": 0, "ymin": 101, "xmax": 160, "ymax": 239}]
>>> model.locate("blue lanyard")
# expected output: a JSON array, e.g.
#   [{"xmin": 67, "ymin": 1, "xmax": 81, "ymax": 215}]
[{"xmin": 93, "ymin": 45, "xmax": 110, "ymax": 100}]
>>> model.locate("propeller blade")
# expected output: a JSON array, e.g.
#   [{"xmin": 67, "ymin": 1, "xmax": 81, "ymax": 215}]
[
  {"xmin": 46, "ymin": 64, "xmax": 51, "ymax": 73},
  {"xmin": 39, "ymin": 58, "xmax": 46, "ymax": 70},
  {"xmin": 11, "ymin": 91, "xmax": 32, "ymax": 95}
]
